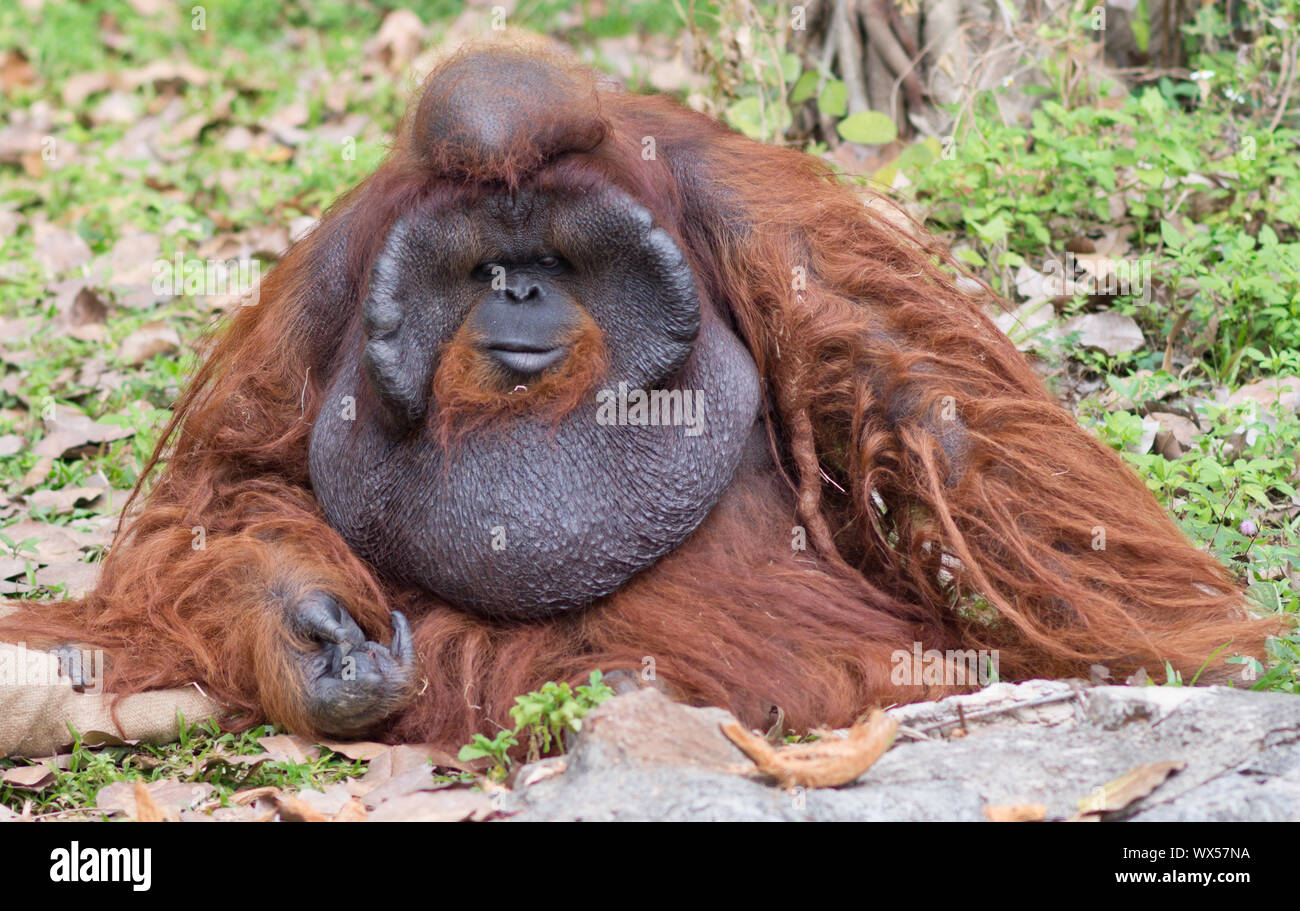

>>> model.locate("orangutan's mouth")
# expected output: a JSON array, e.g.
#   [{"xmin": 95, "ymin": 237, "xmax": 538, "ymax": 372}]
[{"xmin": 483, "ymin": 343, "xmax": 568, "ymax": 376}]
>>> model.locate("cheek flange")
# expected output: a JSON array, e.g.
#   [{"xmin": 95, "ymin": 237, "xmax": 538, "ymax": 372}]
[{"xmin": 308, "ymin": 314, "xmax": 761, "ymax": 619}]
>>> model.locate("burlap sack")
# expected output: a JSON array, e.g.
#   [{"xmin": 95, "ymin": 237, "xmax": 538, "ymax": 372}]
[{"xmin": 0, "ymin": 607, "xmax": 221, "ymax": 758}]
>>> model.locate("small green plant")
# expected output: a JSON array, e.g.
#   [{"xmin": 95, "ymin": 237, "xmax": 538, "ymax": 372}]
[
  {"xmin": 511, "ymin": 672, "xmax": 616, "ymax": 761},
  {"xmin": 456, "ymin": 731, "xmax": 519, "ymax": 781},
  {"xmin": 1162, "ymin": 660, "xmax": 1184, "ymax": 686},
  {"xmin": 457, "ymin": 671, "xmax": 615, "ymax": 779}
]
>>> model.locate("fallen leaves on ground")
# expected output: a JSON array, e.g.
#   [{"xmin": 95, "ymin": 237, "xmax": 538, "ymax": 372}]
[
  {"xmin": 984, "ymin": 803, "xmax": 1048, "ymax": 822},
  {"xmin": 1072, "ymin": 760, "xmax": 1186, "ymax": 820}
]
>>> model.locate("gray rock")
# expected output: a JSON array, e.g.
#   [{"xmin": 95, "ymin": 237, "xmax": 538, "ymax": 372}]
[{"xmin": 503, "ymin": 681, "xmax": 1300, "ymax": 821}]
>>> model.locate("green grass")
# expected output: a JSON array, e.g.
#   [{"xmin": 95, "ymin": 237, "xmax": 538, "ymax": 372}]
[{"xmin": 0, "ymin": 719, "xmax": 373, "ymax": 818}]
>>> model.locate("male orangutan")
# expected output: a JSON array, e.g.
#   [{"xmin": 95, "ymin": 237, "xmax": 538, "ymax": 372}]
[{"xmin": 1, "ymin": 46, "xmax": 1278, "ymax": 747}]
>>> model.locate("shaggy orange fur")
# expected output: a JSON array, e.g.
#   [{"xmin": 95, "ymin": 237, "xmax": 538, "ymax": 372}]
[
  {"xmin": 0, "ymin": 45, "xmax": 1281, "ymax": 749},
  {"xmin": 431, "ymin": 314, "xmax": 609, "ymax": 447}
]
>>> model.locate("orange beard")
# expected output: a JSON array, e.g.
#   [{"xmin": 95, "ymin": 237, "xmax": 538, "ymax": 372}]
[{"xmin": 429, "ymin": 313, "xmax": 609, "ymax": 446}]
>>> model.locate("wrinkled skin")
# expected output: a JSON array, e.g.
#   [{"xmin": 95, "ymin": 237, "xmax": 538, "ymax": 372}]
[
  {"xmin": 308, "ymin": 183, "xmax": 762, "ymax": 618},
  {"xmin": 286, "ymin": 594, "xmax": 415, "ymax": 739}
]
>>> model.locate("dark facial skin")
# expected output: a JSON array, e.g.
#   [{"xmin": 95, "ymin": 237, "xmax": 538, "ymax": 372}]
[
  {"xmin": 464, "ymin": 254, "xmax": 583, "ymax": 377},
  {"xmin": 308, "ymin": 184, "xmax": 763, "ymax": 619}
]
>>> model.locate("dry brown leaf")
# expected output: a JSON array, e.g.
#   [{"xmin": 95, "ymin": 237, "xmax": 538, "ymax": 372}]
[
  {"xmin": 220, "ymin": 125, "xmax": 256, "ymax": 153},
  {"xmin": 1, "ymin": 50, "xmax": 35, "ymax": 92},
  {"xmin": 198, "ymin": 225, "xmax": 289, "ymax": 260},
  {"xmin": 1071, "ymin": 251, "xmax": 1121, "ymax": 285},
  {"xmin": 257, "ymin": 733, "xmax": 321, "ymax": 764},
  {"xmin": 323, "ymin": 81, "xmax": 349, "ymax": 114},
  {"xmin": 333, "ymin": 797, "xmax": 368, "ymax": 822},
  {"xmin": 262, "ymin": 144, "xmax": 294, "ymax": 164},
  {"xmin": 124, "ymin": 0, "xmax": 174, "ymax": 16},
  {"xmin": 32, "ymin": 223, "xmax": 93, "ymax": 275},
  {"xmin": 825, "ymin": 141, "xmax": 875, "ymax": 176},
  {"xmin": 1149, "ymin": 412, "xmax": 1200, "ymax": 446},
  {"xmin": 80, "ymin": 731, "xmax": 133, "ymax": 749},
  {"xmin": 265, "ymin": 101, "xmax": 310, "ymax": 145},
  {"xmin": 1062, "ymin": 311, "xmax": 1145, "ymax": 356},
  {"xmin": 368, "ymin": 9, "xmax": 425, "ymax": 73},
  {"xmin": 274, "ymin": 794, "xmax": 329, "ymax": 822},
  {"xmin": 27, "ymin": 486, "xmax": 106, "ymax": 513},
  {"xmin": 33, "ymin": 404, "xmax": 134, "ymax": 458},
  {"xmin": 91, "ymin": 90, "xmax": 141, "ymax": 126},
  {"xmin": 1150, "ymin": 411, "xmax": 1201, "ymax": 459},
  {"xmin": 19, "ymin": 150, "xmax": 43, "ymax": 177},
  {"xmin": 21, "ymin": 457, "xmax": 54, "ymax": 488},
  {"xmin": 62, "ymin": 285, "xmax": 108, "ymax": 328},
  {"xmin": 367, "ymin": 788, "xmax": 495, "ymax": 822},
  {"xmin": 97, "ymin": 780, "xmax": 213, "ymax": 816},
  {"xmin": 360, "ymin": 765, "xmax": 449, "ymax": 809},
  {"xmin": 62, "ymin": 71, "xmax": 114, "ymax": 107},
  {"xmin": 1076, "ymin": 760, "xmax": 1186, "ymax": 816},
  {"xmin": 360, "ymin": 743, "xmax": 472, "ymax": 789},
  {"xmin": 1092, "ymin": 228, "xmax": 1131, "ymax": 259},
  {"xmin": 0, "ymin": 126, "xmax": 37, "ymax": 168},
  {"xmin": 992, "ymin": 299, "xmax": 1058, "ymax": 351},
  {"xmin": 516, "ymin": 757, "xmax": 566, "ymax": 788},
  {"xmin": 106, "ymin": 233, "xmax": 162, "ymax": 286},
  {"xmin": 0, "ymin": 764, "xmax": 56, "ymax": 789},
  {"xmin": 722, "ymin": 709, "xmax": 898, "ymax": 789},
  {"xmin": 1013, "ymin": 263, "xmax": 1054, "ymax": 302},
  {"xmin": 0, "ymin": 518, "xmax": 107, "ymax": 561},
  {"xmin": 229, "ymin": 786, "xmax": 281, "ymax": 807},
  {"xmin": 984, "ymin": 803, "xmax": 1047, "ymax": 822},
  {"xmin": 1228, "ymin": 376, "xmax": 1300, "ymax": 414},
  {"xmin": 32, "ymin": 561, "xmax": 101, "ymax": 597},
  {"xmin": 315, "ymin": 739, "xmax": 392, "ymax": 762},
  {"xmin": 285, "ymin": 784, "xmax": 356, "ymax": 817},
  {"xmin": 118, "ymin": 322, "xmax": 180, "ymax": 365},
  {"xmin": 131, "ymin": 780, "xmax": 169, "ymax": 822},
  {"xmin": 119, "ymin": 59, "xmax": 209, "ymax": 93}
]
